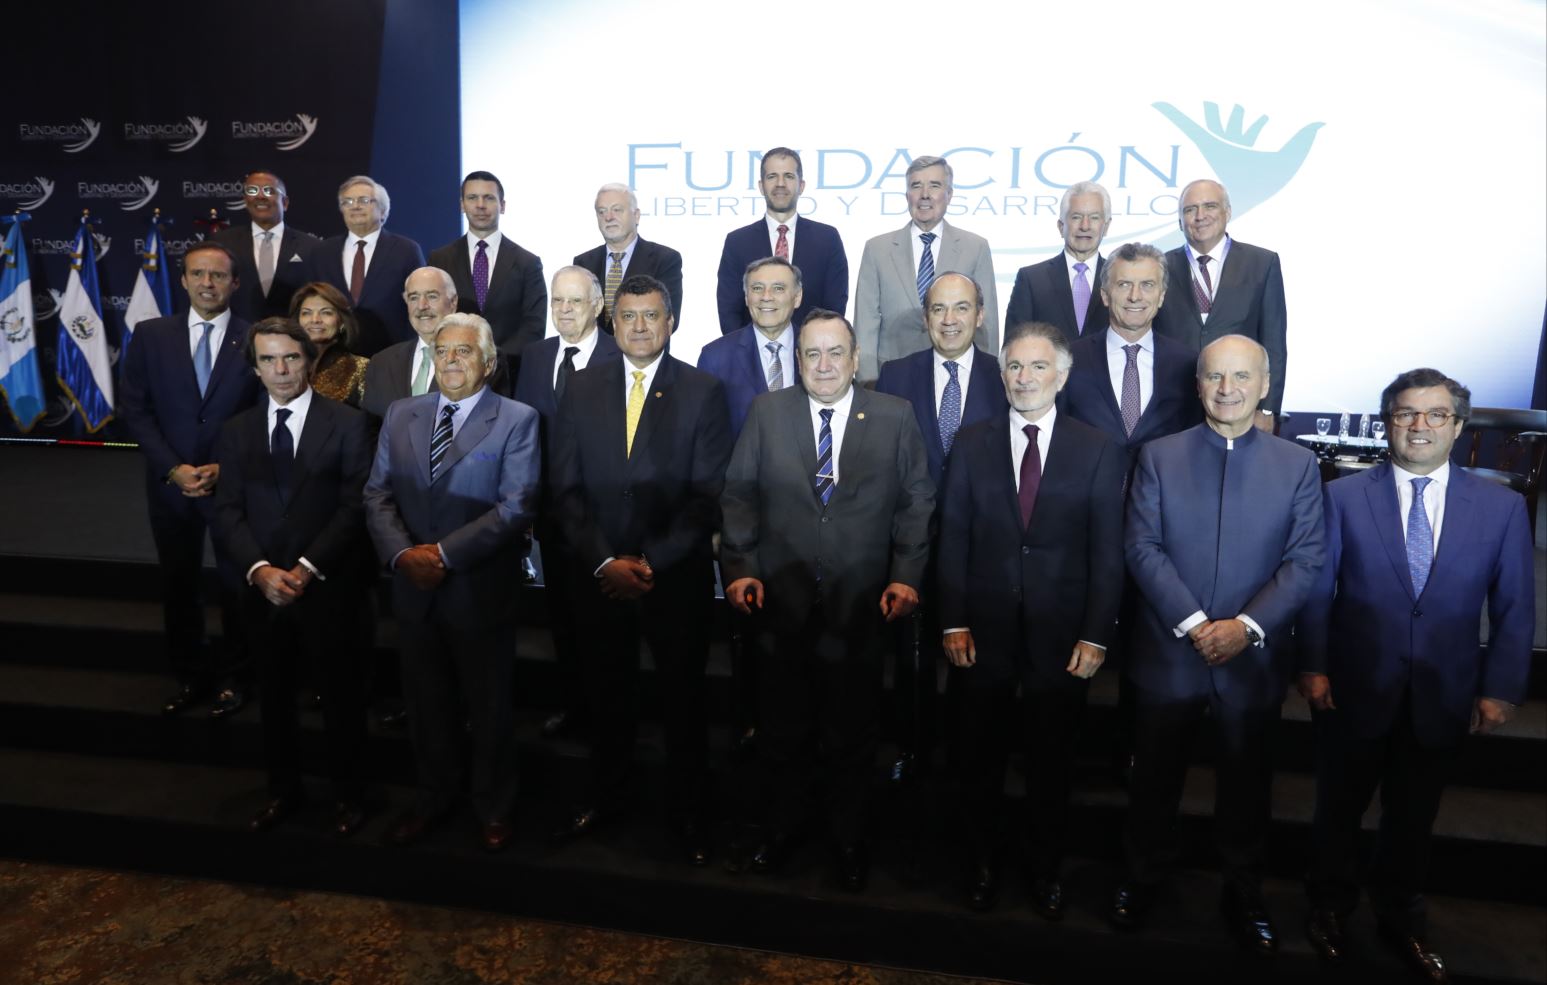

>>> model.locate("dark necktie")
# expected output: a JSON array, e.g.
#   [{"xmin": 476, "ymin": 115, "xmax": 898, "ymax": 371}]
[
  {"xmin": 271, "ymin": 407, "xmax": 293, "ymax": 494},
  {"xmin": 1193, "ymin": 254, "xmax": 1213, "ymax": 315},
  {"xmin": 430, "ymin": 403, "xmax": 458, "ymax": 480},
  {"xmin": 349, "ymin": 240, "xmax": 367, "ymax": 303},
  {"xmin": 1120, "ymin": 343, "xmax": 1142, "ymax": 437},
  {"xmin": 814, "ymin": 408, "xmax": 835, "ymax": 506},
  {"xmin": 1018, "ymin": 423, "xmax": 1041, "ymax": 529},
  {"xmin": 916, "ymin": 232, "xmax": 937, "ymax": 303},
  {"xmin": 1407, "ymin": 476, "xmax": 1434, "ymax": 595},
  {"xmin": 473, "ymin": 239, "xmax": 490, "ymax": 311},
  {"xmin": 939, "ymin": 360, "xmax": 962, "ymax": 456},
  {"xmin": 556, "ymin": 345, "xmax": 579, "ymax": 403}
]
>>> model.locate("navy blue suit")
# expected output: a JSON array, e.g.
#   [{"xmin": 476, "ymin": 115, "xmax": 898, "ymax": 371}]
[
  {"xmin": 695, "ymin": 324, "xmax": 798, "ymax": 441},
  {"xmin": 874, "ymin": 346, "xmax": 1006, "ymax": 490},
  {"xmin": 1004, "ymin": 254, "xmax": 1108, "ymax": 340},
  {"xmin": 715, "ymin": 218, "xmax": 848, "ymax": 334},
  {"xmin": 310, "ymin": 230, "xmax": 426, "ymax": 357},
  {"xmin": 1060, "ymin": 329, "xmax": 1201, "ymax": 472},
  {"xmin": 1300, "ymin": 463, "xmax": 1534, "ymax": 937},
  {"xmin": 576, "ymin": 238, "xmax": 683, "ymax": 337},
  {"xmin": 210, "ymin": 223, "xmax": 322, "ymax": 323}
]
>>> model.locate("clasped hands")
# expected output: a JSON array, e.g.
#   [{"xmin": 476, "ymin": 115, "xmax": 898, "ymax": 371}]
[
  {"xmin": 1189, "ymin": 618, "xmax": 1248, "ymax": 666},
  {"xmin": 598, "ymin": 555, "xmax": 653, "ymax": 600},
  {"xmin": 170, "ymin": 463, "xmax": 219, "ymax": 498},
  {"xmin": 252, "ymin": 563, "xmax": 314, "ymax": 607}
]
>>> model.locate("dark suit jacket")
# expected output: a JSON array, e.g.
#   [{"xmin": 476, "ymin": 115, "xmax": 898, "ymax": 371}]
[
  {"xmin": 1153, "ymin": 240, "xmax": 1287, "ymax": 416},
  {"xmin": 695, "ymin": 324, "xmax": 799, "ymax": 441},
  {"xmin": 1059, "ymin": 328, "xmax": 1202, "ymax": 471},
  {"xmin": 211, "ymin": 223, "xmax": 321, "ymax": 323},
  {"xmin": 575, "ymin": 238, "xmax": 683, "ymax": 336},
  {"xmin": 549, "ymin": 356, "xmax": 731, "ymax": 579},
  {"xmin": 118, "ymin": 313, "xmax": 261, "ymax": 517},
  {"xmin": 514, "ymin": 332, "xmax": 621, "ymax": 531},
  {"xmin": 874, "ymin": 346, "xmax": 1006, "ymax": 490},
  {"xmin": 430, "ymin": 235, "xmax": 547, "ymax": 359},
  {"xmin": 309, "ymin": 230, "xmax": 425, "ymax": 357},
  {"xmin": 212, "ymin": 393, "xmax": 373, "ymax": 598},
  {"xmin": 1004, "ymin": 253, "xmax": 1107, "ymax": 340},
  {"xmin": 1125, "ymin": 424, "xmax": 1324, "ymax": 708},
  {"xmin": 720, "ymin": 385, "xmax": 935, "ymax": 644},
  {"xmin": 715, "ymin": 217, "xmax": 848, "ymax": 334},
  {"xmin": 938, "ymin": 412, "xmax": 1126, "ymax": 685},
  {"xmin": 1297, "ymin": 464, "xmax": 1534, "ymax": 747},
  {"xmin": 363, "ymin": 389, "xmax": 540, "ymax": 627}
]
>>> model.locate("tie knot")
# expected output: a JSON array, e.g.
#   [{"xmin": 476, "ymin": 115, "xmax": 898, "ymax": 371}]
[
  {"xmin": 1024, "ymin": 423, "xmax": 1038, "ymax": 441},
  {"xmin": 200, "ymin": 322, "xmax": 213, "ymax": 335},
  {"xmin": 1197, "ymin": 255, "xmax": 1211, "ymax": 268},
  {"xmin": 476, "ymin": 239, "xmax": 487, "ymax": 251},
  {"xmin": 944, "ymin": 359, "xmax": 959, "ymax": 379},
  {"xmin": 443, "ymin": 403, "xmax": 459, "ymax": 418},
  {"xmin": 820, "ymin": 408, "xmax": 834, "ymax": 424},
  {"xmin": 1411, "ymin": 476, "xmax": 1431, "ymax": 495},
  {"xmin": 275, "ymin": 408, "xmax": 290, "ymax": 424},
  {"xmin": 1124, "ymin": 343, "xmax": 1140, "ymax": 356},
  {"xmin": 1074, "ymin": 261, "xmax": 1088, "ymax": 274},
  {"xmin": 611, "ymin": 251, "xmax": 625, "ymax": 263},
  {"xmin": 261, "ymin": 231, "xmax": 273, "ymax": 242},
  {"xmin": 632, "ymin": 370, "xmax": 645, "ymax": 384},
  {"xmin": 766, "ymin": 340, "xmax": 781, "ymax": 355},
  {"xmin": 920, "ymin": 232, "xmax": 936, "ymax": 246},
  {"xmin": 777, "ymin": 223, "xmax": 788, "ymax": 234},
  {"xmin": 564, "ymin": 345, "xmax": 579, "ymax": 358},
  {"xmin": 355, "ymin": 240, "xmax": 367, "ymax": 250}
]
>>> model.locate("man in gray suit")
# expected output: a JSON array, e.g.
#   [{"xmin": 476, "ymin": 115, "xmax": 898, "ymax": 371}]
[
  {"xmin": 854, "ymin": 156, "xmax": 998, "ymax": 382},
  {"xmin": 720, "ymin": 309, "xmax": 936, "ymax": 892},
  {"xmin": 363, "ymin": 312, "xmax": 541, "ymax": 853}
]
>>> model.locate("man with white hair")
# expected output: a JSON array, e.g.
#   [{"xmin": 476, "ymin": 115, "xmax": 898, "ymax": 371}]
[
  {"xmin": 309, "ymin": 174, "xmax": 425, "ymax": 356},
  {"xmin": 574, "ymin": 182, "xmax": 684, "ymax": 336},
  {"xmin": 1004, "ymin": 180, "xmax": 1113, "ymax": 339}
]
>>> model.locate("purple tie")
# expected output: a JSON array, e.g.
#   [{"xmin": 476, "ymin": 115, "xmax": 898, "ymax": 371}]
[
  {"xmin": 473, "ymin": 239, "xmax": 490, "ymax": 311},
  {"xmin": 1120, "ymin": 344, "xmax": 1141, "ymax": 437},
  {"xmin": 1018, "ymin": 424, "xmax": 1041, "ymax": 529},
  {"xmin": 1192, "ymin": 254, "xmax": 1213, "ymax": 315},
  {"xmin": 1072, "ymin": 261, "xmax": 1091, "ymax": 334}
]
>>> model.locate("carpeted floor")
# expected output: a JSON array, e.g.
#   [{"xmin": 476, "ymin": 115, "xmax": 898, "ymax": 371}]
[{"xmin": 0, "ymin": 859, "xmax": 1003, "ymax": 985}]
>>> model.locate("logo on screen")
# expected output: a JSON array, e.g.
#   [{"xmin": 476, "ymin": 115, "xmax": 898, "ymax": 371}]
[
  {"xmin": 231, "ymin": 114, "xmax": 319, "ymax": 151},
  {"xmin": 75, "ymin": 176, "xmax": 160, "ymax": 212},
  {"xmin": 18, "ymin": 118, "xmax": 100, "ymax": 153},
  {"xmin": 92, "ymin": 233, "xmax": 111, "ymax": 262},
  {"xmin": 124, "ymin": 117, "xmax": 208, "ymax": 153},
  {"xmin": 0, "ymin": 177, "xmax": 54, "ymax": 210}
]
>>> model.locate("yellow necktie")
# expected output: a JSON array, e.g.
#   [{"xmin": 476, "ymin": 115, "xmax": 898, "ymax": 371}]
[{"xmin": 625, "ymin": 370, "xmax": 645, "ymax": 456}]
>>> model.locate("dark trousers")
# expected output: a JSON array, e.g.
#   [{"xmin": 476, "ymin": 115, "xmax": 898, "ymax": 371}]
[
  {"xmin": 1307, "ymin": 696, "xmax": 1457, "ymax": 938},
  {"xmin": 148, "ymin": 497, "xmax": 245, "ymax": 690},
  {"xmin": 572, "ymin": 569, "xmax": 711, "ymax": 816},
  {"xmin": 248, "ymin": 590, "xmax": 369, "ymax": 802},
  {"xmin": 1123, "ymin": 685, "xmax": 1278, "ymax": 898},
  {"xmin": 890, "ymin": 607, "xmax": 942, "ymax": 764},
  {"xmin": 755, "ymin": 622, "xmax": 883, "ymax": 846},
  {"xmin": 535, "ymin": 529, "xmax": 586, "ymax": 720},
  {"xmin": 957, "ymin": 670, "xmax": 1087, "ymax": 878},
  {"xmin": 398, "ymin": 610, "xmax": 518, "ymax": 822}
]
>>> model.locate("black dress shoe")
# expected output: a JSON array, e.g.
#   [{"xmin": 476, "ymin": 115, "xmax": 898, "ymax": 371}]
[
  {"xmin": 966, "ymin": 863, "xmax": 999, "ymax": 912},
  {"xmin": 1108, "ymin": 883, "xmax": 1149, "ymax": 931},
  {"xmin": 888, "ymin": 753, "xmax": 916, "ymax": 784},
  {"xmin": 1305, "ymin": 907, "xmax": 1347, "ymax": 962},
  {"xmin": 1379, "ymin": 928, "xmax": 1450, "ymax": 984},
  {"xmin": 376, "ymin": 707, "xmax": 409, "ymax": 731},
  {"xmin": 748, "ymin": 831, "xmax": 790, "ymax": 874},
  {"xmin": 540, "ymin": 710, "xmax": 572, "ymax": 738},
  {"xmin": 835, "ymin": 843, "xmax": 869, "ymax": 893},
  {"xmin": 481, "ymin": 818, "xmax": 513, "ymax": 853},
  {"xmin": 677, "ymin": 819, "xmax": 712, "ymax": 867},
  {"xmin": 162, "ymin": 684, "xmax": 204, "ymax": 716},
  {"xmin": 551, "ymin": 804, "xmax": 619, "ymax": 843},
  {"xmin": 250, "ymin": 794, "xmax": 303, "ymax": 833},
  {"xmin": 1220, "ymin": 888, "xmax": 1279, "ymax": 954},
  {"xmin": 1027, "ymin": 878, "xmax": 1064, "ymax": 922},
  {"xmin": 387, "ymin": 808, "xmax": 449, "ymax": 846},
  {"xmin": 334, "ymin": 802, "xmax": 369, "ymax": 838},
  {"xmin": 209, "ymin": 687, "xmax": 246, "ymax": 719}
]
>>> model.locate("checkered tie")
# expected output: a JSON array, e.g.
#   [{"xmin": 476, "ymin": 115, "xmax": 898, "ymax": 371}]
[
  {"xmin": 814, "ymin": 408, "xmax": 835, "ymax": 506},
  {"xmin": 430, "ymin": 403, "xmax": 458, "ymax": 480},
  {"xmin": 939, "ymin": 360, "xmax": 962, "ymax": 456},
  {"xmin": 1120, "ymin": 344, "xmax": 1142, "ymax": 437},
  {"xmin": 1072, "ymin": 261, "xmax": 1091, "ymax": 335},
  {"xmin": 765, "ymin": 341, "xmax": 784, "ymax": 391},
  {"xmin": 605, "ymin": 251, "xmax": 625, "ymax": 317},
  {"xmin": 916, "ymin": 232, "xmax": 936, "ymax": 304},
  {"xmin": 1407, "ymin": 477, "xmax": 1434, "ymax": 595}
]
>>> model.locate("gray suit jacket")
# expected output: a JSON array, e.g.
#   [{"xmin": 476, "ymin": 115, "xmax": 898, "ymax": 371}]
[
  {"xmin": 363, "ymin": 389, "xmax": 540, "ymax": 626},
  {"xmin": 719, "ymin": 385, "xmax": 935, "ymax": 646},
  {"xmin": 853, "ymin": 220, "xmax": 998, "ymax": 382}
]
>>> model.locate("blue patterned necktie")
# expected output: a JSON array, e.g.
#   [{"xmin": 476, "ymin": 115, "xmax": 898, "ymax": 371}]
[
  {"xmin": 939, "ymin": 360, "xmax": 962, "ymax": 456},
  {"xmin": 430, "ymin": 403, "xmax": 458, "ymax": 480},
  {"xmin": 916, "ymin": 232, "xmax": 937, "ymax": 303},
  {"xmin": 194, "ymin": 322, "xmax": 213, "ymax": 396},
  {"xmin": 1406, "ymin": 476, "xmax": 1434, "ymax": 595},
  {"xmin": 814, "ymin": 408, "xmax": 835, "ymax": 505}
]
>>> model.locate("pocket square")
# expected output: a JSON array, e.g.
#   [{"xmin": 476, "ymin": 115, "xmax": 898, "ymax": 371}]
[
  {"xmin": 288, "ymin": 253, "xmax": 304, "ymax": 262},
  {"xmin": 472, "ymin": 451, "xmax": 500, "ymax": 462}
]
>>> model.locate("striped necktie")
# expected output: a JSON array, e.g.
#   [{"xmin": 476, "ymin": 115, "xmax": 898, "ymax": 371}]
[
  {"xmin": 916, "ymin": 232, "xmax": 937, "ymax": 303},
  {"xmin": 814, "ymin": 408, "xmax": 835, "ymax": 506},
  {"xmin": 765, "ymin": 341, "xmax": 784, "ymax": 391},
  {"xmin": 430, "ymin": 403, "xmax": 458, "ymax": 480}
]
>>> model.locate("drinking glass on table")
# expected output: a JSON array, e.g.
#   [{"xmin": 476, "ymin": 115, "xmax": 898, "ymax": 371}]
[
  {"xmin": 1371, "ymin": 419, "xmax": 1386, "ymax": 442},
  {"xmin": 1316, "ymin": 418, "xmax": 1331, "ymax": 436}
]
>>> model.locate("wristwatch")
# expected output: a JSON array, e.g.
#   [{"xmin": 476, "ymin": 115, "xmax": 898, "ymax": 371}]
[{"xmin": 1243, "ymin": 624, "xmax": 1262, "ymax": 646}]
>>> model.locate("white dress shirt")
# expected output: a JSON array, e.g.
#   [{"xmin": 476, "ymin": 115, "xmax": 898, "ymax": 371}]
[
  {"xmin": 187, "ymin": 308, "xmax": 232, "ymax": 360},
  {"xmin": 809, "ymin": 387, "xmax": 855, "ymax": 485},
  {"xmin": 1184, "ymin": 234, "xmax": 1232, "ymax": 322},
  {"xmin": 1008, "ymin": 403, "xmax": 1056, "ymax": 493},
  {"xmin": 551, "ymin": 329, "xmax": 603, "ymax": 390},
  {"xmin": 909, "ymin": 222, "xmax": 945, "ymax": 283},
  {"xmin": 1393, "ymin": 460, "xmax": 1449, "ymax": 552},
  {"xmin": 342, "ymin": 227, "xmax": 383, "ymax": 278},
  {"xmin": 766, "ymin": 213, "xmax": 798, "ymax": 257},
  {"xmin": 1105, "ymin": 327, "xmax": 1155, "ymax": 418},
  {"xmin": 435, "ymin": 383, "xmax": 487, "ymax": 441},
  {"xmin": 466, "ymin": 229, "xmax": 502, "ymax": 272},
  {"xmin": 934, "ymin": 344, "xmax": 976, "ymax": 417},
  {"xmin": 621, "ymin": 351, "xmax": 664, "ymax": 404}
]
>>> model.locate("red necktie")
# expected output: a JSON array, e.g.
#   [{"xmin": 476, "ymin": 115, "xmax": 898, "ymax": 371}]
[
  {"xmin": 1018, "ymin": 424, "xmax": 1041, "ymax": 529},
  {"xmin": 775, "ymin": 223, "xmax": 789, "ymax": 259},
  {"xmin": 349, "ymin": 240, "xmax": 366, "ymax": 303}
]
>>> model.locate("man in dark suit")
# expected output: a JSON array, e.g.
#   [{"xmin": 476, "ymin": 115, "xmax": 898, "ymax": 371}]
[
  {"xmin": 721, "ymin": 309, "xmax": 935, "ymax": 891},
  {"xmin": 875, "ymin": 271, "xmax": 1007, "ymax": 780},
  {"xmin": 548, "ymin": 274, "xmax": 732, "ymax": 864},
  {"xmin": 938, "ymin": 321, "xmax": 1126, "ymax": 917},
  {"xmin": 212, "ymin": 319, "xmax": 374, "ymax": 838},
  {"xmin": 513, "ymin": 265, "xmax": 619, "ymax": 739},
  {"xmin": 211, "ymin": 170, "xmax": 321, "ymax": 322},
  {"xmin": 309, "ymin": 175, "xmax": 425, "ymax": 357},
  {"xmin": 428, "ymin": 170, "xmax": 547, "ymax": 364},
  {"xmin": 1060, "ymin": 242, "xmax": 1201, "ymax": 465},
  {"xmin": 1112, "ymin": 335, "xmax": 1324, "ymax": 952},
  {"xmin": 697, "ymin": 256, "xmax": 804, "ymax": 439},
  {"xmin": 715, "ymin": 147, "xmax": 848, "ymax": 334},
  {"xmin": 118, "ymin": 241, "xmax": 261, "ymax": 718},
  {"xmin": 363, "ymin": 312, "xmax": 541, "ymax": 853},
  {"xmin": 1298, "ymin": 368, "xmax": 1534, "ymax": 982},
  {"xmin": 575, "ymin": 183, "xmax": 683, "ymax": 336},
  {"xmin": 1003, "ymin": 181, "xmax": 1112, "ymax": 339},
  {"xmin": 1154, "ymin": 179, "xmax": 1287, "ymax": 426}
]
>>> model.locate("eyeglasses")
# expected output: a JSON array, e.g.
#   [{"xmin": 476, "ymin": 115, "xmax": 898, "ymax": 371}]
[
  {"xmin": 244, "ymin": 185, "xmax": 280, "ymax": 198},
  {"xmin": 1389, "ymin": 409, "xmax": 1458, "ymax": 427},
  {"xmin": 339, "ymin": 196, "xmax": 376, "ymax": 208}
]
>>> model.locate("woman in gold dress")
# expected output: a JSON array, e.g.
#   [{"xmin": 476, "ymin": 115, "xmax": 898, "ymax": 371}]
[{"xmin": 289, "ymin": 282, "xmax": 369, "ymax": 408}]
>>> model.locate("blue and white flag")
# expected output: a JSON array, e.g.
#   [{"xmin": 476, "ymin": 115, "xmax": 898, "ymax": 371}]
[
  {"xmin": 0, "ymin": 219, "xmax": 46, "ymax": 431},
  {"xmin": 123, "ymin": 214, "xmax": 173, "ymax": 353},
  {"xmin": 55, "ymin": 216, "xmax": 114, "ymax": 432}
]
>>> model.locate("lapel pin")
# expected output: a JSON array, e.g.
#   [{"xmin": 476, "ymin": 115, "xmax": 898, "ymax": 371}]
[
  {"xmin": 655, "ymin": 391, "xmax": 663, "ymax": 398},
  {"xmin": 856, "ymin": 412, "xmax": 865, "ymax": 420}
]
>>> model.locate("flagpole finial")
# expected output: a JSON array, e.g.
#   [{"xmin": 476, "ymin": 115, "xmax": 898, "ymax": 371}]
[{"xmin": 81, "ymin": 209, "xmax": 91, "ymax": 219}]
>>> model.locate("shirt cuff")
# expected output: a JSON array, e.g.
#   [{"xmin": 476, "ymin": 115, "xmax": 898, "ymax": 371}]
[
  {"xmin": 1173, "ymin": 610, "xmax": 1207, "ymax": 638},
  {"xmin": 1077, "ymin": 640, "xmax": 1107, "ymax": 652},
  {"xmin": 942, "ymin": 627, "xmax": 970, "ymax": 637},
  {"xmin": 245, "ymin": 561, "xmax": 270, "ymax": 584},
  {"xmin": 437, "ymin": 543, "xmax": 450, "ymax": 570},
  {"xmin": 1237, "ymin": 613, "xmax": 1266, "ymax": 645},
  {"xmin": 593, "ymin": 556, "xmax": 616, "ymax": 578},
  {"xmin": 390, "ymin": 547, "xmax": 411, "ymax": 570},
  {"xmin": 298, "ymin": 556, "xmax": 324, "ymax": 581}
]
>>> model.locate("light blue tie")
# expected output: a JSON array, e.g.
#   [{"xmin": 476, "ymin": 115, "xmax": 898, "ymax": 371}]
[
  {"xmin": 916, "ymin": 232, "xmax": 937, "ymax": 304},
  {"xmin": 939, "ymin": 360, "xmax": 962, "ymax": 456},
  {"xmin": 1406, "ymin": 477, "xmax": 1434, "ymax": 595},
  {"xmin": 194, "ymin": 322, "xmax": 213, "ymax": 397}
]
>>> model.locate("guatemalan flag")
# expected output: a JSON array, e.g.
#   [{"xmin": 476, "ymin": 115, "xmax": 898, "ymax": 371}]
[
  {"xmin": 55, "ymin": 216, "xmax": 114, "ymax": 432},
  {"xmin": 0, "ymin": 219, "xmax": 46, "ymax": 431},
  {"xmin": 122, "ymin": 214, "xmax": 173, "ymax": 354}
]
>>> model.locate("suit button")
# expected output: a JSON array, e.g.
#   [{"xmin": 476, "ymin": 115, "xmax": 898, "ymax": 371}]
[
  {"xmin": 1412, "ymin": 607, "xmax": 1422, "ymax": 618},
  {"xmin": 1021, "ymin": 546, "xmax": 1030, "ymax": 555},
  {"xmin": 198, "ymin": 416, "xmax": 207, "ymax": 424},
  {"xmin": 821, "ymin": 516, "xmax": 829, "ymax": 523}
]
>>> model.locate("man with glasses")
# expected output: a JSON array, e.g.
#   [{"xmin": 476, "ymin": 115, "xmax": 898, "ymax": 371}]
[
  {"xmin": 309, "ymin": 175, "xmax": 425, "ymax": 357},
  {"xmin": 1297, "ymin": 368, "xmax": 1533, "ymax": 983},
  {"xmin": 213, "ymin": 171, "xmax": 321, "ymax": 322}
]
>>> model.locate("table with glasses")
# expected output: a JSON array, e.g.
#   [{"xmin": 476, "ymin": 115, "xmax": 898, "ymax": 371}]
[{"xmin": 1297, "ymin": 426, "xmax": 1389, "ymax": 475}]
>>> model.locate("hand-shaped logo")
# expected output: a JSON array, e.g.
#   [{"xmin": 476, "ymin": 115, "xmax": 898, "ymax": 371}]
[{"xmin": 1153, "ymin": 101, "xmax": 1323, "ymax": 217}]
